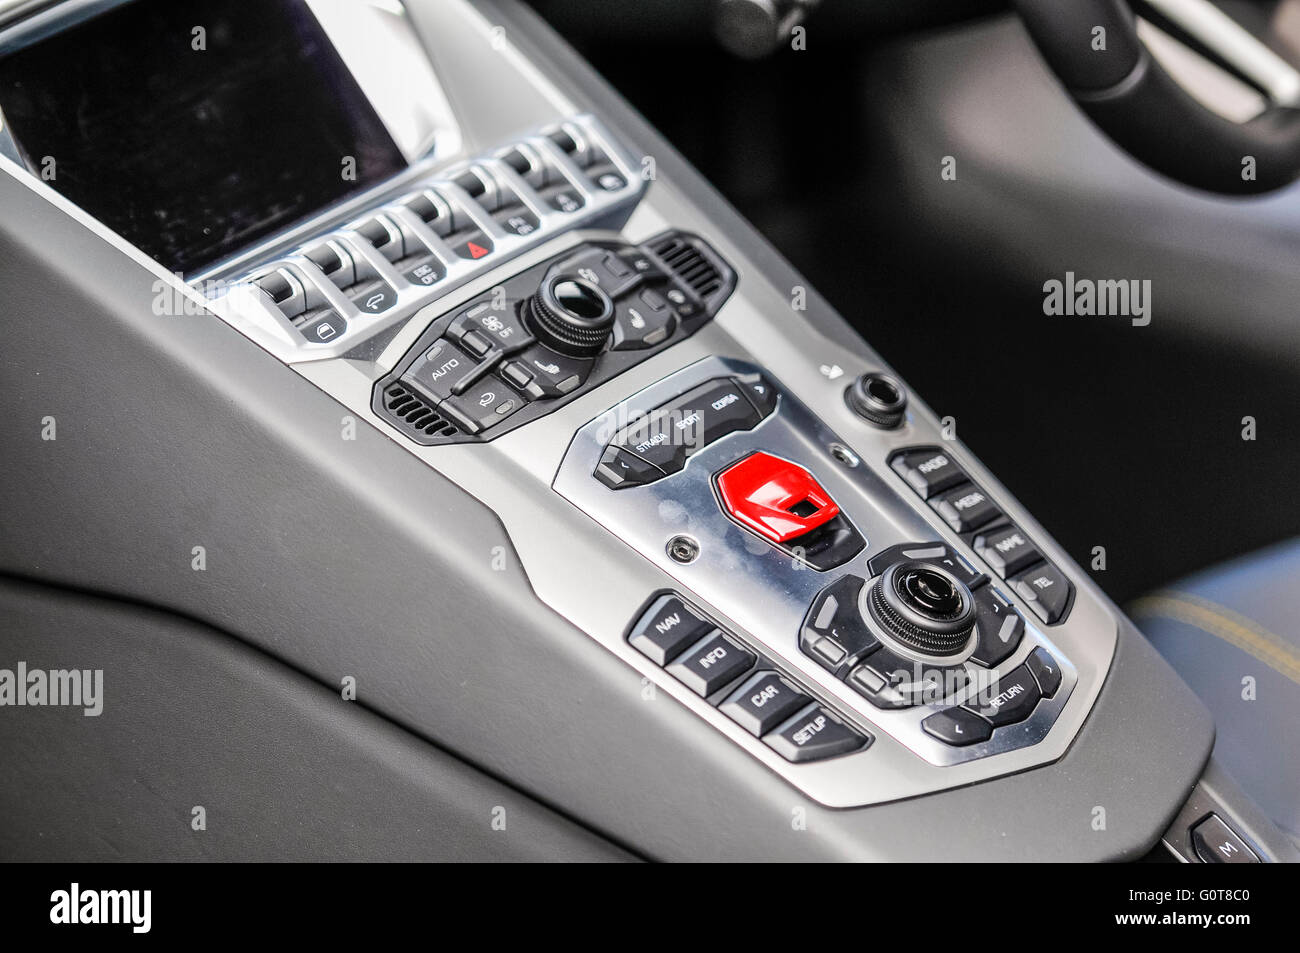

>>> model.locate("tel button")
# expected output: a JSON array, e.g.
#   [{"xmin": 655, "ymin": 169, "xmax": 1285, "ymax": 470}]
[{"xmin": 1012, "ymin": 563, "xmax": 1072, "ymax": 624}]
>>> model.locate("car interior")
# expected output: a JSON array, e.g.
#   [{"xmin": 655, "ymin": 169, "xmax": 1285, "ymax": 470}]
[{"xmin": 1, "ymin": 0, "xmax": 1298, "ymax": 863}]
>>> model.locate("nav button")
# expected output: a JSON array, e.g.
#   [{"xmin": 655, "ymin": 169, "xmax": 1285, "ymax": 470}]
[{"xmin": 628, "ymin": 594, "xmax": 713, "ymax": 665}]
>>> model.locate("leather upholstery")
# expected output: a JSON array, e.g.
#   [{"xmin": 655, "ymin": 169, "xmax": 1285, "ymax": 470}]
[{"xmin": 1132, "ymin": 540, "xmax": 1300, "ymax": 844}]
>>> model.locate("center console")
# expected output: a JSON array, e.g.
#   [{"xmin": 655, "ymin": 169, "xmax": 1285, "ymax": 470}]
[{"xmin": 0, "ymin": 0, "xmax": 1291, "ymax": 860}]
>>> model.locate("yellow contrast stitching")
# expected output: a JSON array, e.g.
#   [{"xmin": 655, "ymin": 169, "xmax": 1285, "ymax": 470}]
[{"xmin": 1130, "ymin": 590, "xmax": 1300, "ymax": 687}]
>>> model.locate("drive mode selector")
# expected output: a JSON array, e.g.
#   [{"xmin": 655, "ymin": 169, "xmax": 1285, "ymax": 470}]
[
  {"xmin": 866, "ymin": 561, "xmax": 976, "ymax": 657},
  {"xmin": 525, "ymin": 274, "xmax": 616, "ymax": 357}
]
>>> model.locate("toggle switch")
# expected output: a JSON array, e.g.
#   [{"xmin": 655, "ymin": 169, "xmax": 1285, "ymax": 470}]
[{"xmin": 715, "ymin": 452, "xmax": 841, "ymax": 544}]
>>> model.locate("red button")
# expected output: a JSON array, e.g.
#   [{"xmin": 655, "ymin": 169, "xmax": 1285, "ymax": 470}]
[{"xmin": 716, "ymin": 452, "xmax": 840, "ymax": 544}]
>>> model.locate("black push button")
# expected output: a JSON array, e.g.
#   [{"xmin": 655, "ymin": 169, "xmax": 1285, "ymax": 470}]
[
  {"xmin": 764, "ymin": 704, "xmax": 866, "ymax": 763},
  {"xmin": 975, "ymin": 525, "xmax": 1042, "ymax": 578},
  {"xmin": 402, "ymin": 257, "xmax": 444, "ymax": 288},
  {"xmin": 448, "ymin": 302, "xmax": 533, "ymax": 354},
  {"xmin": 922, "ymin": 707, "xmax": 993, "ymax": 746},
  {"xmin": 964, "ymin": 664, "xmax": 1041, "ymax": 727},
  {"xmin": 1025, "ymin": 646, "xmax": 1062, "ymax": 698},
  {"xmin": 495, "ymin": 206, "xmax": 540, "ymax": 236},
  {"xmin": 628, "ymin": 594, "xmax": 714, "ymax": 665},
  {"xmin": 545, "ymin": 186, "xmax": 585, "ymax": 214},
  {"xmin": 721, "ymin": 671, "xmax": 810, "ymax": 736},
  {"xmin": 406, "ymin": 339, "xmax": 479, "ymax": 405},
  {"xmin": 890, "ymin": 448, "xmax": 967, "ymax": 499},
  {"xmin": 553, "ymin": 247, "xmax": 640, "ymax": 298},
  {"xmin": 969, "ymin": 584, "xmax": 1024, "ymax": 668},
  {"xmin": 867, "ymin": 541, "xmax": 984, "ymax": 590},
  {"xmin": 742, "ymin": 376, "xmax": 778, "ymax": 417},
  {"xmin": 1012, "ymin": 563, "xmax": 1071, "ymax": 624},
  {"xmin": 594, "ymin": 446, "xmax": 666, "ymax": 490},
  {"xmin": 349, "ymin": 281, "xmax": 397, "ymax": 315},
  {"xmin": 504, "ymin": 347, "xmax": 591, "ymax": 399},
  {"xmin": 666, "ymin": 631, "xmax": 755, "ymax": 697},
  {"xmin": 1191, "ymin": 814, "xmax": 1259, "ymax": 864},
  {"xmin": 300, "ymin": 312, "xmax": 346, "ymax": 344},
  {"xmin": 438, "ymin": 377, "xmax": 524, "ymax": 435},
  {"xmin": 846, "ymin": 661, "xmax": 911, "ymax": 710},
  {"xmin": 931, "ymin": 483, "xmax": 1001, "ymax": 533},
  {"xmin": 452, "ymin": 232, "xmax": 494, "ymax": 260},
  {"xmin": 800, "ymin": 575, "xmax": 879, "ymax": 674},
  {"xmin": 610, "ymin": 296, "xmax": 676, "ymax": 350}
]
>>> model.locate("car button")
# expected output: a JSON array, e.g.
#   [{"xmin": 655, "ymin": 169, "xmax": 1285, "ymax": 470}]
[
  {"xmin": 666, "ymin": 631, "xmax": 755, "ymax": 697},
  {"xmin": 721, "ymin": 671, "xmax": 810, "ymax": 736},
  {"xmin": 764, "ymin": 704, "xmax": 866, "ymax": 762},
  {"xmin": 628, "ymin": 594, "xmax": 714, "ymax": 665},
  {"xmin": 890, "ymin": 448, "xmax": 967, "ymax": 499}
]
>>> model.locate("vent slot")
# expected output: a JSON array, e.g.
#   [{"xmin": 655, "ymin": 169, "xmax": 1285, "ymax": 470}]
[
  {"xmin": 649, "ymin": 235, "xmax": 724, "ymax": 299},
  {"xmin": 383, "ymin": 382, "xmax": 459, "ymax": 439}
]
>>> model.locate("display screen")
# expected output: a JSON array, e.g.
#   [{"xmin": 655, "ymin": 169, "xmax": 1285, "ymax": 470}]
[{"xmin": 0, "ymin": 0, "xmax": 408, "ymax": 275}]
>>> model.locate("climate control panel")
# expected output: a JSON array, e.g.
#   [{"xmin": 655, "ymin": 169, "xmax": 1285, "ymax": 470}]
[{"xmin": 373, "ymin": 231, "xmax": 735, "ymax": 443}]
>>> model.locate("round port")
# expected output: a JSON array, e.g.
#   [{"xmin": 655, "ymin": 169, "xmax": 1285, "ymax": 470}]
[{"xmin": 845, "ymin": 372, "xmax": 907, "ymax": 429}]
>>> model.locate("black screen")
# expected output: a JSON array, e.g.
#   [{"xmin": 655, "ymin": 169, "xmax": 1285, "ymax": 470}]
[{"xmin": 0, "ymin": 0, "xmax": 408, "ymax": 275}]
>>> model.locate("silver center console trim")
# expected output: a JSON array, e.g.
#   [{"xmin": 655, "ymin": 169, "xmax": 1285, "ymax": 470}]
[{"xmin": 552, "ymin": 355, "xmax": 1080, "ymax": 769}]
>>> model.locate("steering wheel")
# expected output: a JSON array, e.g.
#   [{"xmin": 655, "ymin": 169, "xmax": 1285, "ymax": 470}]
[{"xmin": 1015, "ymin": 0, "xmax": 1300, "ymax": 193}]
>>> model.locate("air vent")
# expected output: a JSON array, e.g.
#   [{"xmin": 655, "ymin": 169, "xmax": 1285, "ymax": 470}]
[
  {"xmin": 649, "ymin": 234, "xmax": 724, "ymax": 299},
  {"xmin": 382, "ymin": 382, "xmax": 459, "ymax": 439}
]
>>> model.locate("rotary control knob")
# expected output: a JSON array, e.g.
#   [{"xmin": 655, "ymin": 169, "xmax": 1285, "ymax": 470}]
[
  {"xmin": 866, "ymin": 561, "xmax": 976, "ymax": 657},
  {"xmin": 525, "ymin": 274, "xmax": 616, "ymax": 357}
]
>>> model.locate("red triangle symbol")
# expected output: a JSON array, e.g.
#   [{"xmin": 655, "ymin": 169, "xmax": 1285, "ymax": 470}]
[{"xmin": 467, "ymin": 242, "xmax": 489, "ymax": 259}]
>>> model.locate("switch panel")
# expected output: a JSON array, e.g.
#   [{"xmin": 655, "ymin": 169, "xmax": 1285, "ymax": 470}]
[
  {"xmin": 554, "ymin": 356, "xmax": 1089, "ymax": 806},
  {"xmin": 373, "ymin": 232, "xmax": 736, "ymax": 444},
  {"xmin": 214, "ymin": 115, "xmax": 652, "ymax": 365}
]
